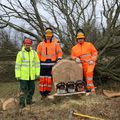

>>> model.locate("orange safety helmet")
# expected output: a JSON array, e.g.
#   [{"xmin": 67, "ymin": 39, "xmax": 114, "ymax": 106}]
[
  {"xmin": 76, "ymin": 32, "xmax": 85, "ymax": 39},
  {"xmin": 23, "ymin": 38, "xmax": 32, "ymax": 46}
]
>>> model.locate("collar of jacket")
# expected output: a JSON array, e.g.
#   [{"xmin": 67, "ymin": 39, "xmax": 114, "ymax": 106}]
[
  {"xmin": 21, "ymin": 46, "xmax": 32, "ymax": 51},
  {"xmin": 44, "ymin": 36, "xmax": 53, "ymax": 43},
  {"xmin": 77, "ymin": 41, "xmax": 85, "ymax": 45}
]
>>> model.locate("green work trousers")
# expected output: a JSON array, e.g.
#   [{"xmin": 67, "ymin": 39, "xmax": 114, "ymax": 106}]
[{"xmin": 19, "ymin": 80, "xmax": 35, "ymax": 108}]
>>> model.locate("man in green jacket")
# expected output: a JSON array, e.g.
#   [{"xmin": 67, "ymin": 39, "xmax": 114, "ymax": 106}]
[{"xmin": 15, "ymin": 38, "xmax": 40, "ymax": 108}]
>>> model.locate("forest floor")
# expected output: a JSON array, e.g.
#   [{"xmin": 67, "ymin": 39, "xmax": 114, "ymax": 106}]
[{"xmin": 0, "ymin": 81, "xmax": 120, "ymax": 120}]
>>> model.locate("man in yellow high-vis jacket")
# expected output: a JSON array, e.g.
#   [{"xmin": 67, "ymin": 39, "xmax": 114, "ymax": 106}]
[{"xmin": 15, "ymin": 38, "xmax": 40, "ymax": 108}]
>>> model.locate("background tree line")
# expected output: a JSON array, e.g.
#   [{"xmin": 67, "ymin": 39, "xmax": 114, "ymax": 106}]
[{"xmin": 0, "ymin": 0, "xmax": 120, "ymax": 82}]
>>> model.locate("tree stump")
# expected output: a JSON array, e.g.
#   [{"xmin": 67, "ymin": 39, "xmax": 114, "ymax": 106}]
[{"xmin": 52, "ymin": 59, "xmax": 83, "ymax": 84}]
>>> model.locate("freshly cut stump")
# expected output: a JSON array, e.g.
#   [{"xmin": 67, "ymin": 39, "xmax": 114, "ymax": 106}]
[
  {"xmin": 2, "ymin": 98, "xmax": 18, "ymax": 110},
  {"xmin": 52, "ymin": 59, "xmax": 83, "ymax": 84},
  {"xmin": 103, "ymin": 90, "xmax": 120, "ymax": 98}
]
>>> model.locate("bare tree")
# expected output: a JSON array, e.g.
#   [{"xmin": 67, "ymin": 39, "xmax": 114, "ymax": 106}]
[
  {"xmin": 0, "ymin": 0, "xmax": 97, "ymax": 46},
  {"xmin": 0, "ymin": 0, "xmax": 120, "ymax": 81},
  {"xmin": 39, "ymin": 0, "xmax": 97, "ymax": 52},
  {"xmin": 94, "ymin": 0, "xmax": 120, "ymax": 81},
  {"xmin": 0, "ymin": 0, "xmax": 45, "ymax": 42},
  {"xmin": 0, "ymin": 29, "xmax": 19, "ymax": 57}
]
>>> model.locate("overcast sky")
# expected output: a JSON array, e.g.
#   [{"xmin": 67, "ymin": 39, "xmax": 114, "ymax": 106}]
[
  {"xmin": 0, "ymin": 0, "xmax": 108, "ymax": 40},
  {"xmin": 1, "ymin": 0, "xmax": 104, "ymax": 25}
]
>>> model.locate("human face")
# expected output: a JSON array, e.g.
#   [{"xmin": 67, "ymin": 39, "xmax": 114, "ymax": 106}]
[
  {"xmin": 77, "ymin": 38, "xmax": 84, "ymax": 44},
  {"xmin": 46, "ymin": 36, "xmax": 52, "ymax": 40},
  {"xmin": 24, "ymin": 44, "xmax": 31, "ymax": 51}
]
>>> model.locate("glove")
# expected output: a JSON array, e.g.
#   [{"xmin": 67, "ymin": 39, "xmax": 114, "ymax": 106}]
[
  {"xmin": 57, "ymin": 58, "xmax": 62, "ymax": 63},
  {"xmin": 35, "ymin": 76, "xmax": 40, "ymax": 80},
  {"xmin": 16, "ymin": 77, "xmax": 20, "ymax": 80},
  {"xmin": 75, "ymin": 58, "xmax": 81, "ymax": 63},
  {"xmin": 88, "ymin": 60, "xmax": 94, "ymax": 65}
]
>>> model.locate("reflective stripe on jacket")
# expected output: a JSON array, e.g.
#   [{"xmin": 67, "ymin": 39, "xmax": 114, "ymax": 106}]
[
  {"xmin": 37, "ymin": 38, "xmax": 62, "ymax": 61},
  {"xmin": 71, "ymin": 42, "xmax": 98, "ymax": 62},
  {"xmin": 15, "ymin": 47, "xmax": 40, "ymax": 80}
]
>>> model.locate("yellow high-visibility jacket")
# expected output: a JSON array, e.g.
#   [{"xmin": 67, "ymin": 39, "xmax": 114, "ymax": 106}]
[{"xmin": 15, "ymin": 46, "xmax": 40, "ymax": 80}]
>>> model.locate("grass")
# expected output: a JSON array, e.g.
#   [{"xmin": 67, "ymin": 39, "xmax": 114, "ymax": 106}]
[
  {"xmin": 0, "ymin": 82, "xmax": 19, "ymax": 99},
  {"xmin": 0, "ymin": 81, "xmax": 120, "ymax": 120}
]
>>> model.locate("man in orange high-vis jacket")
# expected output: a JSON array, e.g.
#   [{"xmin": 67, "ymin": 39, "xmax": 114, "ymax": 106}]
[
  {"xmin": 71, "ymin": 31, "xmax": 98, "ymax": 94},
  {"xmin": 37, "ymin": 27, "xmax": 63, "ymax": 98}
]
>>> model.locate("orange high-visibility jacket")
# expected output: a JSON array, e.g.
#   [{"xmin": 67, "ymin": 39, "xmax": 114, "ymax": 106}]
[
  {"xmin": 71, "ymin": 42, "xmax": 98, "ymax": 62},
  {"xmin": 37, "ymin": 39, "xmax": 62, "ymax": 61},
  {"xmin": 52, "ymin": 37, "xmax": 58, "ymax": 43}
]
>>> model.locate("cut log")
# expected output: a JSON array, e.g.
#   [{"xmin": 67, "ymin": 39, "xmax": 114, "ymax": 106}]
[
  {"xmin": 0, "ymin": 98, "xmax": 4, "ymax": 110},
  {"xmin": 2, "ymin": 98, "xmax": 18, "ymax": 110},
  {"xmin": 52, "ymin": 59, "xmax": 83, "ymax": 83},
  {"xmin": 103, "ymin": 90, "xmax": 120, "ymax": 98}
]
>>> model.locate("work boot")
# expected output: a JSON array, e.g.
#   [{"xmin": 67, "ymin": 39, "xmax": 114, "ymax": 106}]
[
  {"xmin": 19, "ymin": 103, "xmax": 25, "ymax": 109},
  {"xmin": 27, "ymin": 100, "xmax": 35, "ymax": 105},
  {"xmin": 41, "ymin": 95, "xmax": 47, "ymax": 100},
  {"xmin": 19, "ymin": 98, "xmax": 25, "ymax": 109},
  {"xmin": 86, "ymin": 89, "xmax": 91, "ymax": 93},
  {"xmin": 86, "ymin": 89, "xmax": 96, "ymax": 96}
]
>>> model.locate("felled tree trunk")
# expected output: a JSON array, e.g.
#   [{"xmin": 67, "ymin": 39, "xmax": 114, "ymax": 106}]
[
  {"xmin": 103, "ymin": 90, "xmax": 120, "ymax": 98},
  {"xmin": 52, "ymin": 59, "xmax": 83, "ymax": 84}
]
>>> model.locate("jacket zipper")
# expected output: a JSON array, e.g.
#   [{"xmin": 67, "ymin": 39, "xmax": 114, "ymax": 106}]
[
  {"xmin": 79, "ymin": 44, "xmax": 82, "ymax": 59},
  {"xmin": 46, "ymin": 47, "xmax": 48, "ymax": 55},
  {"xmin": 29, "ymin": 52, "xmax": 30, "ymax": 80},
  {"xmin": 81, "ymin": 44, "xmax": 82, "ymax": 55}
]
